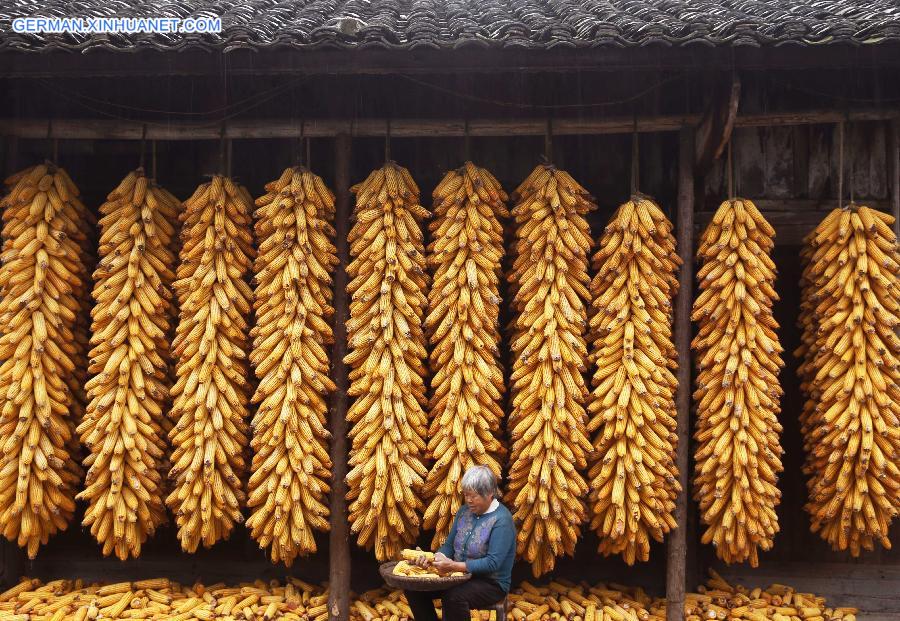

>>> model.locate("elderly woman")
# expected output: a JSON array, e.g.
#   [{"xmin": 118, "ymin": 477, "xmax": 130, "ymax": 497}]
[{"xmin": 405, "ymin": 466, "xmax": 516, "ymax": 621}]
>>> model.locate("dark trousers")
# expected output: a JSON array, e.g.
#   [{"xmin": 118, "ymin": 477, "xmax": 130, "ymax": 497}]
[{"xmin": 405, "ymin": 577, "xmax": 505, "ymax": 621}]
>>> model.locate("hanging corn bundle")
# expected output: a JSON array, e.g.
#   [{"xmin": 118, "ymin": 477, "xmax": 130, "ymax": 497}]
[
  {"xmin": 0, "ymin": 163, "xmax": 93, "ymax": 557},
  {"xmin": 422, "ymin": 161, "xmax": 508, "ymax": 547},
  {"xmin": 247, "ymin": 166, "xmax": 338, "ymax": 565},
  {"xmin": 797, "ymin": 205, "xmax": 900, "ymax": 555},
  {"xmin": 691, "ymin": 198, "xmax": 783, "ymax": 566},
  {"xmin": 77, "ymin": 168, "xmax": 179, "ymax": 560},
  {"xmin": 167, "ymin": 175, "xmax": 255, "ymax": 552},
  {"xmin": 507, "ymin": 163, "xmax": 594, "ymax": 576},
  {"xmin": 345, "ymin": 162, "xmax": 430, "ymax": 561},
  {"xmin": 587, "ymin": 195, "xmax": 680, "ymax": 565}
]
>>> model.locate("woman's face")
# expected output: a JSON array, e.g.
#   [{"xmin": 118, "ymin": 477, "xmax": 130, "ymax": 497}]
[{"xmin": 464, "ymin": 490, "xmax": 493, "ymax": 515}]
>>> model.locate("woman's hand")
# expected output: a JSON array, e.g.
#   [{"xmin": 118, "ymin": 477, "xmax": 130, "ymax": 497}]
[{"xmin": 432, "ymin": 553, "xmax": 466, "ymax": 574}]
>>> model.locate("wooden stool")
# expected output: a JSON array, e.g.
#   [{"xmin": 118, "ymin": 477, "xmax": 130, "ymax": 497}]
[{"xmin": 477, "ymin": 596, "xmax": 508, "ymax": 621}]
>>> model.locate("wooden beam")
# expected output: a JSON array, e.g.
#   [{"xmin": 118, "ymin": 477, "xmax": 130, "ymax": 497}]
[
  {"xmin": 0, "ymin": 116, "xmax": 695, "ymax": 140},
  {"xmin": 0, "ymin": 109, "xmax": 897, "ymax": 141},
  {"xmin": 667, "ymin": 126, "xmax": 695, "ymax": 621},
  {"xmin": 328, "ymin": 133, "xmax": 352, "ymax": 621},
  {"xmin": 890, "ymin": 118, "xmax": 900, "ymax": 236},
  {"xmin": 4, "ymin": 43, "xmax": 900, "ymax": 79}
]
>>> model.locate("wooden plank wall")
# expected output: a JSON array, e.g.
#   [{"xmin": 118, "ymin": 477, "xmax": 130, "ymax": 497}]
[{"xmin": 701, "ymin": 122, "xmax": 892, "ymax": 244}]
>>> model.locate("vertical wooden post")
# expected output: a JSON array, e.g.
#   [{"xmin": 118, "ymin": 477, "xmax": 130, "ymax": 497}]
[
  {"xmin": 666, "ymin": 127, "xmax": 695, "ymax": 621},
  {"xmin": 328, "ymin": 133, "xmax": 352, "ymax": 621},
  {"xmin": 889, "ymin": 118, "xmax": 899, "ymax": 236},
  {"xmin": 0, "ymin": 135, "xmax": 24, "ymax": 588}
]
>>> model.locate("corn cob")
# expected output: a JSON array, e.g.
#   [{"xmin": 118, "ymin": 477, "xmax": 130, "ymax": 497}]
[
  {"xmin": 345, "ymin": 162, "xmax": 430, "ymax": 561},
  {"xmin": 507, "ymin": 164, "xmax": 594, "ymax": 577},
  {"xmin": 423, "ymin": 161, "xmax": 508, "ymax": 547},
  {"xmin": 686, "ymin": 570, "xmax": 858, "ymax": 621},
  {"xmin": 586, "ymin": 196, "xmax": 680, "ymax": 565},
  {"xmin": 0, "ymin": 577, "xmax": 330, "ymax": 621},
  {"xmin": 350, "ymin": 588, "xmax": 413, "ymax": 621},
  {"xmin": 392, "ymin": 560, "xmax": 466, "ymax": 577},
  {"xmin": 76, "ymin": 168, "xmax": 179, "ymax": 560},
  {"xmin": 167, "ymin": 175, "xmax": 255, "ymax": 552},
  {"xmin": 400, "ymin": 548, "xmax": 435, "ymax": 562},
  {"xmin": 691, "ymin": 198, "xmax": 784, "ymax": 566},
  {"xmin": 0, "ymin": 576, "xmax": 857, "ymax": 621},
  {"xmin": 796, "ymin": 205, "xmax": 900, "ymax": 555},
  {"xmin": 506, "ymin": 578, "xmax": 666, "ymax": 621},
  {"xmin": 247, "ymin": 166, "xmax": 337, "ymax": 565},
  {"xmin": 0, "ymin": 163, "xmax": 93, "ymax": 558}
]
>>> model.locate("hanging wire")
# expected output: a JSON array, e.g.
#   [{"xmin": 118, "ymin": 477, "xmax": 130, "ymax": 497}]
[
  {"xmin": 727, "ymin": 139, "xmax": 734, "ymax": 199},
  {"xmin": 305, "ymin": 136, "xmax": 311, "ymax": 170},
  {"xmin": 385, "ymin": 118, "xmax": 392, "ymax": 162},
  {"xmin": 630, "ymin": 114, "xmax": 640, "ymax": 195},
  {"xmin": 399, "ymin": 73, "xmax": 682, "ymax": 110},
  {"xmin": 219, "ymin": 122, "xmax": 227, "ymax": 176},
  {"xmin": 293, "ymin": 120, "xmax": 305, "ymax": 167},
  {"xmin": 151, "ymin": 140, "xmax": 158, "ymax": 182},
  {"xmin": 227, "ymin": 138, "xmax": 233, "ymax": 179},
  {"xmin": 38, "ymin": 80, "xmax": 304, "ymax": 132},
  {"xmin": 847, "ymin": 116, "xmax": 855, "ymax": 205},
  {"xmin": 837, "ymin": 121, "xmax": 844, "ymax": 209},
  {"xmin": 139, "ymin": 124, "xmax": 147, "ymax": 170},
  {"xmin": 544, "ymin": 118, "xmax": 553, "ymax": 164},
  {"xmin": 463, "ymin": 118, "xmax": 471, "ymax": 163},
  {"xmin": 37, "ymin": 75, "xmax": 310, "ymax": 118},
  {"xmin": 767, "ymin": 75, "xmax": 900, "ymax": 105},
  {"xmin": 46, "ymin": 119, "xmax": 54, "ymax": 164}
]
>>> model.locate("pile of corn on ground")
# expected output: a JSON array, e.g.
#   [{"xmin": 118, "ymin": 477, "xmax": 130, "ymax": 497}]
[{"xmin": 0, "ymin": 572, "xmax": 858, "ymax": 621}]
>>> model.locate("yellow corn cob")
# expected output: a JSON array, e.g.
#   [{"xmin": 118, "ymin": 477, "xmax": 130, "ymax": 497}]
[
  {"xmin": 507, "ymin": 164, "xmax": 594, "ymax": 577},
  {"xmin": 687, "ymin": 570, "xmax": 857, "ymax": 621},
  {"xmin": 391, "ymin": 560, "xmax": 466, "ymax": 578},
  {"xmin": 0, "ymin": 575, "xmax": 858, "ymax": 621},
  {"xmin": 586, "ymin": 196, "xmax": 681, "ymax": 565},
  {"xmin": 0, "ymin": 163, "xmax": 93, "ymax": 557},
  {"xmin": 345, "ymin": 161, "xmax": 430, "ymax": 561},
  {"xmin": 423, "ymin": 161, "xmax": 508, "ymax": 547},
  {"xmin": 400, "ymin": 548, "xmax": 435, "ymax": 562},
  {"xmin": 0, "ymin": 578, "xmax": 331, "ymax": 621},
  {"xmin": 167, "ymin": 174, "xmax": 255, "ymax": 551},
  {"xmin": 691, "ymin": 198, "xmax": 784, "ymax": 566},
  {"xmin": 76, "ymin": 167, "xmax": 179, "ymax": 560},
  {"xmin": 796, "ymin": 205, "xmax": 900, "ymax": 555},
  {"xmin": 247, "ymin": 166, "xmax": 337, "ymax": 565}
]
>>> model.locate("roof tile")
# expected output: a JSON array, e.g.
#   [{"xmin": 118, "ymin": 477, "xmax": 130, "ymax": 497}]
[{"xmin": 0, "ymin": 0, "xmax": 898, "ymax": 53}]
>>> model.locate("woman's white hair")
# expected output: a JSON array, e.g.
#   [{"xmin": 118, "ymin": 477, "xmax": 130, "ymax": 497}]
[{"xmin": 461, "ymin": 465, "xmax": 500, "ymax": 498}]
